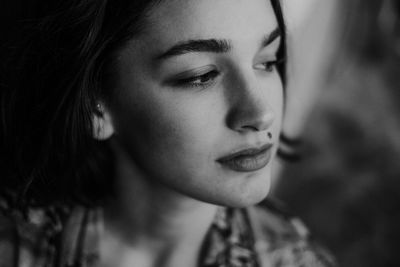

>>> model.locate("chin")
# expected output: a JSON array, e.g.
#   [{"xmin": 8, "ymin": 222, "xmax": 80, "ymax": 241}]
[
  {"xmin": 235, "ymin": 169, "xmax": 272, "ymax": 206},
  {"xmin": 230, "ymin": 185, "xmax": 271, "ymax": 208},
  {"xmin": 210, "ymin": 172, "xmax": 271, "ymax": 208}
]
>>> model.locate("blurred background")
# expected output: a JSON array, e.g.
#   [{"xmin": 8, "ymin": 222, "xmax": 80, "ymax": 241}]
[{"xmin": 273, "ymin": 1, "xmax": 400, "ymax": 267}]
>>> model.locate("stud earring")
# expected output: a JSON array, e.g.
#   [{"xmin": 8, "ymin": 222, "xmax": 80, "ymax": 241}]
[{"xmin": 95, "ymin": 103, "xmax": 103, "ymax": 113}]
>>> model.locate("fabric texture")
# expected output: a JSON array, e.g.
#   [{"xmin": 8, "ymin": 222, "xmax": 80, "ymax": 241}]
[{"xmin": 0, "ymin": 195, "xmax": 336, "ymax": 267}]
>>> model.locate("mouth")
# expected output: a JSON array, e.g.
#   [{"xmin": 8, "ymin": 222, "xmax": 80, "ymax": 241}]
[{"xmin": 216, "ymin": 143, "xmax": 273, "ymax": 172}]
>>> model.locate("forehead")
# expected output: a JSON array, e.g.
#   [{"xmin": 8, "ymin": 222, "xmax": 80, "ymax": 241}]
[{"xmin": 142, "ymin": 0, "xmax": 277, "ymax": 45}]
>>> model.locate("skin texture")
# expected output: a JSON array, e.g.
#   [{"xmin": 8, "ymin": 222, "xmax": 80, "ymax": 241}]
[
  {"xmin": 96, "ymin": 0, "xmax": 283, "ymax": 265},
  {"xmin": 105, "ymin": 0, "xmax": 283, "ymax": 207}
]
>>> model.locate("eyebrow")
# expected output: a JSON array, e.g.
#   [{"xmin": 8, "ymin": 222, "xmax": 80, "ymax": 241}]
[
  {"xmin": 261, "ymin": 27, "xmax": 281, "ymax": 47},
  {"xmin": 155, "ymin": 27, "xmax": 281, "ymax": 60},
  {"xmin": 155, "ymin": 39, "xmax": 231, "ymax": 60}
]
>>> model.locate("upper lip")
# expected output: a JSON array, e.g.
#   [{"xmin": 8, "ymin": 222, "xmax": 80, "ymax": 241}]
[{"xmin": 216, "ymin": 143, "xmax": 273, "ymax": 162}]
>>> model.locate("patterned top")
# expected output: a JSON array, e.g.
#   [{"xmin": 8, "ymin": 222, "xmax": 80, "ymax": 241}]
[{"xmin": 0, "ymin": 195, "xmax": 336, "ymax": 267}]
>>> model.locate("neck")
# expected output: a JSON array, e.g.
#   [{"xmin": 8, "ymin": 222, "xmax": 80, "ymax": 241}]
[{"xmin": 101, "ymin": 142, "xmax": 218, "ymax": 267}]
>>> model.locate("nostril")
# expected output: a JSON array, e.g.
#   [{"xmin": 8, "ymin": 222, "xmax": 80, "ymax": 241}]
[
  {"xmin": 227, "ymin": 107, "xmax": 275, "ymax": 133},
  {"xmin": 225, "ymin": 79, "xmax": 275, "ymax": 132}
]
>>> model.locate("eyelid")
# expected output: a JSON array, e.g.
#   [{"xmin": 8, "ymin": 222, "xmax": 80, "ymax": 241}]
[
  {"xmin": 180, "ymin": 70, "xmax": 219, "ymax": 88},
  {"xmin": 165, "ymin": 65, "xmax": 220, "ymax": 88},
  {"xmin": 254, "ymin": 38, "xmax": 284, "ymax": 70},
  {"xmin": 169, "ymin": 65, "xmax": 217, "ymax": 81},
  {"xmin": 254, "ymin": 57, "xmax": 285, "ymax": 71},
  {"xmin": 254, "ymin": 56, "xmax": 276, "ymax": 68},
  {"xmin": 262, "ymin": 36, "xmax": 281, "ymax": 51},
  {"xmin": 258, "ymin": 37, "xmax": 281, "ymax": 59},
  {"xmin": 270, "ymin": 36, "xmax": 281, "ymax": 46}
]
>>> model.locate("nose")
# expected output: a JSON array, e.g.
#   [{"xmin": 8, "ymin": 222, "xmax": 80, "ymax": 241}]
[{"xmin": 226, "ymin": 72, "xmax": 275, "ymax": 133}]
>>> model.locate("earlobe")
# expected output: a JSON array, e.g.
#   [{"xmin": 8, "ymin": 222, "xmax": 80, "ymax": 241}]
[{"xmin": 92, "ymin": 104, "xmax": 114, "ymax": 140}]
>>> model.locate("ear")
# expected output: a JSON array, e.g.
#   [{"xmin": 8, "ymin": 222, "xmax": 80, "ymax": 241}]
[{"xmin": 92, "ymin": 103, "xmax": 114, "ymax": 140}]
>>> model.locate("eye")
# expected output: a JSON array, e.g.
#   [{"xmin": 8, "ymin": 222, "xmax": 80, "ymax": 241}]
[
  {"xmin": 174, "ymin": 70, "xmax": 220, "ymax": 88},
  {"xmin": 255, "ymin": 58, "xmax": 285, "ymax": 72},
  {"xmin": 263, "ymin": 61, "xmax": 278, "ymax": 72}
]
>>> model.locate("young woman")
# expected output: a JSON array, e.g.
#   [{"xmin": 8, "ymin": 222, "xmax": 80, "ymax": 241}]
[{"xmin": 0, "ymin": 0, "xmax": 335, "ymax": 266}]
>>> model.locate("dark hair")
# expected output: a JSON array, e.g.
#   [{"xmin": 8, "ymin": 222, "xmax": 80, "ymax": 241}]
[{"xmin": 0, "ymin": 0, "xmax": 286, "ymax": 207}]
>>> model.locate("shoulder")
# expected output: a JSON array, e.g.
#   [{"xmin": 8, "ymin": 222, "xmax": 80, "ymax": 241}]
[
  {"xmin": 0, "ymin": 194, "xmax": 102, "ymax": 267},
  {"xmin": 0, "ymin": 193, "xmax": 72, "ymax": 267},
  {"xmin": 248, "ymin": 199, "xmax": 337, "ymax": 267},
  {"xmin": 0, "ymin": 197, "xmax": 17, "ymax": 267}
]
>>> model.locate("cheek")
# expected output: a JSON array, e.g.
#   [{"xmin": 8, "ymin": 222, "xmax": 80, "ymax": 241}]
[
  {"xmin": 274, "ymin": 76, "xmax": 284, "ymax": 115},
  {"xmin": 111, "ymin": 83, "xmax": 225, "ymax": 169},
  {"xmin": 263, "ymin": 74, "xmax": 284, "ymax": 140},
  {"xmin": 273, "ymin": 89, "xmax": 284, "ymax": 138}
]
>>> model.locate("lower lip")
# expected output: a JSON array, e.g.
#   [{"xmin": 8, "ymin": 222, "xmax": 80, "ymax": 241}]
[{"xmin": 217, "ymin": 148, "xmax": 272, "ymax": 172}]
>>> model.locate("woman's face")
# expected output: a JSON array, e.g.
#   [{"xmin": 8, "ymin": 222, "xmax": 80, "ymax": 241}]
[{"xmin": 108, "ymin": 0, "xmax": 283, "ymax": 207}]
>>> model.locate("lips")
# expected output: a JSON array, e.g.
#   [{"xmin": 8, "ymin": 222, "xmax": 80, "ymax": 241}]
[{"xmin": 216, "ymin": 144, "xmax": 273, "ymax": 172}]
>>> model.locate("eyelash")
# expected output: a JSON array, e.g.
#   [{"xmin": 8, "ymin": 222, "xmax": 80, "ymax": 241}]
[
  {"xmin": 172, "ymin": 57, "xmax": 285, "ymax": 89},
  {"xmin": 175, "ymin": 70, "xmax": 220, "ymax": 88},
  {"xmin": 259, "ymin": 58, "xmax": 285, "ymax": 72}
]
